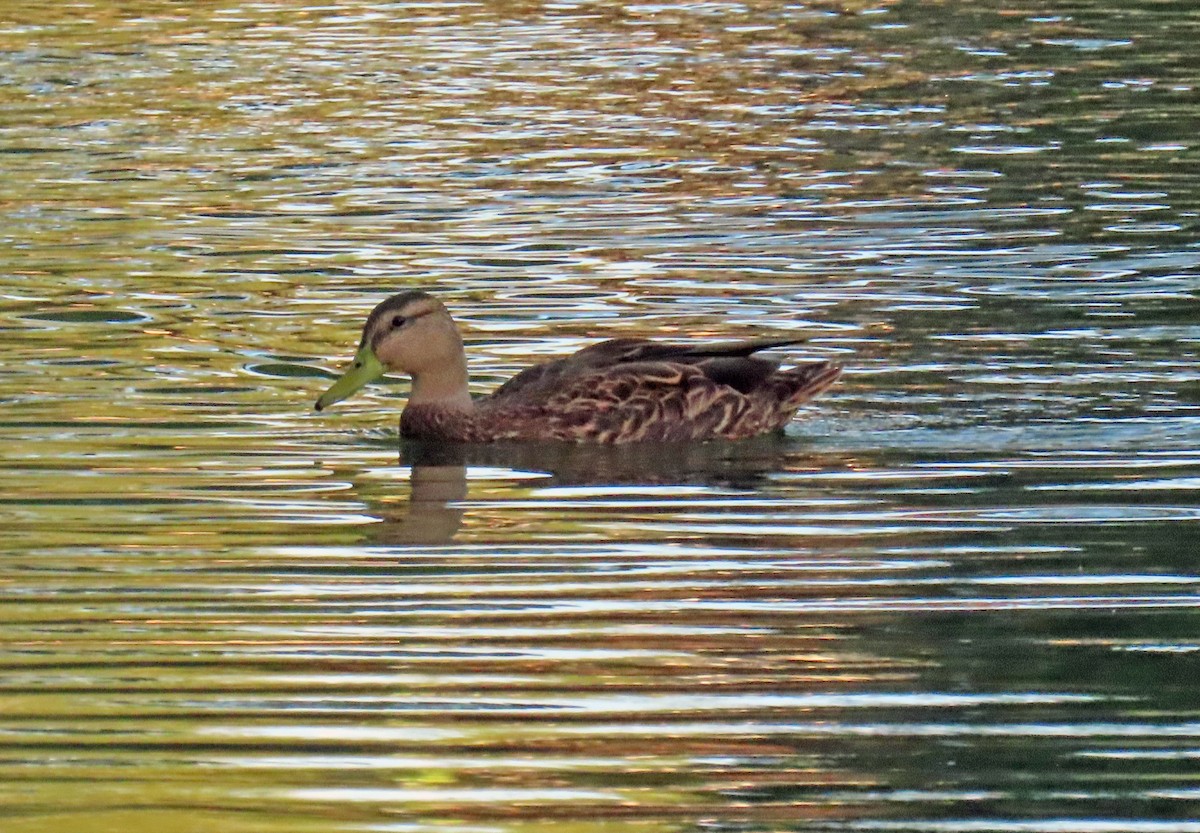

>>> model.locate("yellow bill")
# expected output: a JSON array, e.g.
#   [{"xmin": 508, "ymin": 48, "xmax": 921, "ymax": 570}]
[{"xmin": 315, "ymin": 344, "xmax": 385, "ymax": 411}]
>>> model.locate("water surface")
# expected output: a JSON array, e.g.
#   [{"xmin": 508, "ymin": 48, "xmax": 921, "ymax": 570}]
[{"xmin": 2, "ymin": 1, "xmax": 1200, "ymax": 831}]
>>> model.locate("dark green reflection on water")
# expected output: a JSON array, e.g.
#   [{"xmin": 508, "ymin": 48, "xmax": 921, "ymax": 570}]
[{"xmin": 3, "ymin": 0, "xmax": 1200, "ymax": 830}]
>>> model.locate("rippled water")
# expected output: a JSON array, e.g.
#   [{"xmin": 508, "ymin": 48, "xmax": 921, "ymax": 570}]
[{"xmin": 3, "ymin": 1, "xmax": 1200, "ymax": 831}]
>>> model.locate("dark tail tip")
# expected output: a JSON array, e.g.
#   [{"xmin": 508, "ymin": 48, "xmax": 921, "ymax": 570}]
[{"xmin": 787, "ymin": 360, "xmax": 843, "ymax": 404}]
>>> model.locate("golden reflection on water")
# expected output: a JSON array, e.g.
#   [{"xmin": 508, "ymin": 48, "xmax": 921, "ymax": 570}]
[{"xmin": 3, "ymin": 0, "xmax": 1200, "ymax": 831}]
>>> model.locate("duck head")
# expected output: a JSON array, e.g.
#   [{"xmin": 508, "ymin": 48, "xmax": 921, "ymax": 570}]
[{"xmin": 315, "ymin": 291, "xmax": 470, "ymax": 411}]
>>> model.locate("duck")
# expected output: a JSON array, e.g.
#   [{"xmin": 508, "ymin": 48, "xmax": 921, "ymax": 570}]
[{"xmin": 314, "ymin": 291, "xmax": 842, "ymax": 443}]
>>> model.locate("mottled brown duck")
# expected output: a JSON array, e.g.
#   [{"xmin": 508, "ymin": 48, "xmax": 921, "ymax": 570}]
[{"xmin": 315, "ymin": 291, "xmax": 842, "ymax": 443}]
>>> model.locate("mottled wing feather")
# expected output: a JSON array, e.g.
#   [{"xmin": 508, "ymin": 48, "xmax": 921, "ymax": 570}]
[
  {"xmin": 489, "ymin": 339, "xmax": 655, "ymax": 402},
  {"xmin": 535, "ymin": 362, "xmax": 754, "ymax": 443},
  {"xmin": 402, "ymin": 340, "xmax": 841, "ymax": 443},
  {"xmin": 489, "ymin": 337, "xmax": 807, "ymax": 403}
]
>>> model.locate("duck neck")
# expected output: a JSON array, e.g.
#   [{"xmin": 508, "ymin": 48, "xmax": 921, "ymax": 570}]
[{"xmin": 408, "ymin": 356, "xmax": 474, "ymax": 412}]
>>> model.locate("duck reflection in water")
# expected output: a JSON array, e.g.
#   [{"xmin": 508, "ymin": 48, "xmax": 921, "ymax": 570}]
[{"xmin": 374, "ymin": 434, "xmax": 818, "ymax": 545}]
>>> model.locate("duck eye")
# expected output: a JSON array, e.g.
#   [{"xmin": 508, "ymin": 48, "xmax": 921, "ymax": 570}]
[{"xmin": 392, "ymin": 315, "xmax": 406, "ymax": 328}]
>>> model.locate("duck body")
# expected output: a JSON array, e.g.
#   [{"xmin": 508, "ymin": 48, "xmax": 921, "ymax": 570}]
[{"xmin": 316, "ymin": 291, "xmax": 842, "ymax": 444}]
